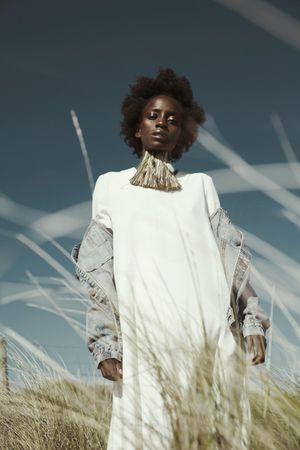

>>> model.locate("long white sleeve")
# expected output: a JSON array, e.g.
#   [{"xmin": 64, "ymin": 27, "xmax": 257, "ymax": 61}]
[
  {"xmin": 92, "ymin": 174, "xmax": 113, "ymax": 231},
  {"xmin": 204, "ymin": 175, "xmax": 221, "ymax": 217}
]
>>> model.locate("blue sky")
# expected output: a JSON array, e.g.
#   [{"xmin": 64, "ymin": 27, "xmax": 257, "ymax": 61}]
[{"xmin": 0, "ymin": 0, "xmax": 300, "ymax": 386}]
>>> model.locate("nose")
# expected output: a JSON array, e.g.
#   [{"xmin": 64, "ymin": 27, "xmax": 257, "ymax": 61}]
[{"xmin": 155, "ymin": 117, "xmax": 167, "ymax": 129}]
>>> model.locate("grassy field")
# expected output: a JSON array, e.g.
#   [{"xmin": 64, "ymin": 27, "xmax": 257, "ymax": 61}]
[
  {"xmin": 0, "ymin": 352, "xmax": 299, "ymax": 450},
  {"xmin": 0, "ymin": 379, "xmax": 112, "ymax": 450}
]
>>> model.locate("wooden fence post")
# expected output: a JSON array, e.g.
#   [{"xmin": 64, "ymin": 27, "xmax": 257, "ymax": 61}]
[{"xmin": 0, "ymin": 336, "xmax": 9, "ymax": 394}]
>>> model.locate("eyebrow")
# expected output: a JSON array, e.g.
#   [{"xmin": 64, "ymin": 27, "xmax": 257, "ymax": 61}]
[{"xmin": 148, "ymin": 108, "xmax": 179, "ymax": 115}]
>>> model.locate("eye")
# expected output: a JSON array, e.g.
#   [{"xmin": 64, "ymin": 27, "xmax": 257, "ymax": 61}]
[{"xmin": 167, "ymin": 117, "xmax": 179, "ymax": 125}]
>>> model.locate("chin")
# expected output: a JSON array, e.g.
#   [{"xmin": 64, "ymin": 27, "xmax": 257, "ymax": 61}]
[{"xmin": 146, "ymin": 145, "xmax": 169, "ymax": 153}]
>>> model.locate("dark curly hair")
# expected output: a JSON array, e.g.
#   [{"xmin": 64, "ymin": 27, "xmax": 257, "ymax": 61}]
[{"xmin": 120, "ymin": 67, "xmax": 206, "ymax": 162}]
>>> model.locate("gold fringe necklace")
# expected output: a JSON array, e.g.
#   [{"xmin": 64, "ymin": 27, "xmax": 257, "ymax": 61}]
[{"xmin": 129, "ymin": 149, "xmax": 182, "ymax": 192}]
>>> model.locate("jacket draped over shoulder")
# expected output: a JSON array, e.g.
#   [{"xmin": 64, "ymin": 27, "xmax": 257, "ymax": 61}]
[
  {"xmin": 71, "ymin": 174, "xmax": 271, "ymax": 367},
  {"xmin": 71, "ymin": 221, "xmax": 123, "ymax": 367}
]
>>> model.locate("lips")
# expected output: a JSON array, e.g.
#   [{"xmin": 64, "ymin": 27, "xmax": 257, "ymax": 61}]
[{"xmin": 152, "ymin": 130, "xmax": 167, "ymax": 139}]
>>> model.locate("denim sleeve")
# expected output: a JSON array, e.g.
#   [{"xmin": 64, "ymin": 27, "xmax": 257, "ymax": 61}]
[
  {"xmin": 71, "ymin": 242, "xmax": 123, "ymax": 369},
  {"xmin": 71, "ymin": 173, "xmax": 122, "ymax": 369},
  {"xmin": 209, "ymin": 205, "xmax": 272, "ymax": 348},
  {"xmin": 86, "ymin": 288, "xmax": 123, "ymax": 368}
]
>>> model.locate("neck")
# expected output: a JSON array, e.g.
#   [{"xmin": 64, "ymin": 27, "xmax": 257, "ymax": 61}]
[{"xmin": 142, "ymin": 148, "xmax": 169, "ymax": 162}]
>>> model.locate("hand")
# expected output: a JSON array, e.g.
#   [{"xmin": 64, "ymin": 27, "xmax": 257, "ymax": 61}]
[
  {"xmin": 245, "ymin": 335, "xmax": 266, "ymax": 365},
  {"xmin": 98, "ymin": 358, "xmax": 123, "ymax": 381}
]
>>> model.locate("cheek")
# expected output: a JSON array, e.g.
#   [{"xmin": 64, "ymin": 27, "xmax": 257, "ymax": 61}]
[
  {"xmin": 172, "ymin": 128, "xmax": 182, "ymax": 141},
  {"xmin": 141, "ymin": 123, "xmax": 153, "ymax": 139}
]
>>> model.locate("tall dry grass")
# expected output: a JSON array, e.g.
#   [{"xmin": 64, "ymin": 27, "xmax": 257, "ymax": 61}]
[
  {"xmin": 0, "ymin": 341, "xmax": 299, "ymax": 450},
  {"xmin": 0, "ymin": 374, "xmax": 112, "ymax": 450}
]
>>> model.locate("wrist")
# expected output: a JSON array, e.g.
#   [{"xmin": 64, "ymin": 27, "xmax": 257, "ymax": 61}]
[{"xmin": 242, "ymin": 314, "xmax": 265, "ymax": 338}]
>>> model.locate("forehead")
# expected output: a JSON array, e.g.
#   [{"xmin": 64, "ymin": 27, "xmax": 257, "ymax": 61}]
[{"xmin": 144, "ymin": 95, "xmax": 183, "ymax": 114}]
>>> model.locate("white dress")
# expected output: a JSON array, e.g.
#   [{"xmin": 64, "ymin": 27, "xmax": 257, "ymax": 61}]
[{"xmin": 92, "ymin": 165, "xmax": 244, "ymax": 450}]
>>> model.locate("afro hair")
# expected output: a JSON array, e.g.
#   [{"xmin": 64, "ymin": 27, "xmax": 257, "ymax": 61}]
[{"xmin": 120, "ymin": 67, "xmax": 206, "ymax": 162}]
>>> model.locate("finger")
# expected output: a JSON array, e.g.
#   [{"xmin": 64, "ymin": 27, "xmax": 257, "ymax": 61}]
[
  {"xmin": 255, "ymin": 335, "xmax": 264, "ymax": 364},
  {"xmin": 245, "ymin": 335, "xmax": 254, "ymax": 360},
  {"xmin": 252, "ymin": 335, "xmax": 266, "ymax": 365},
  {"xmin": 109, "ymin": 362, "xmax": 121, "ymax": 381},
  {"xmin": 99, "ymin": 361, "xmax": 119, "ymax": 381},
  {"xmin": 106, "ymin": 361, "xmax": 122, "ymax": 381},
  {"xmin": 245, "ymin": 336, "xmax": 260, "ymax": 366},
  {"xmin": 104, "ymin": 370, "xmax": 119, "ymax": 381},
  {"xmin": 255, "ymin": 335, "xmax": 266, "ymax": 364},
  {"xmin": 116, "ymin": 362, "xmax": 123, "ymax": 379},
  {"xmin": 249, "ymin": 335, "xmax": 260, "ymax": 365}
]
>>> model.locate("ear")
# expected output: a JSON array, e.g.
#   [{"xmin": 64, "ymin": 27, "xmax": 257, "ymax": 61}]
[{"xmin": 135, "ymin": 127, "xmax": 141, "ymax": 138}]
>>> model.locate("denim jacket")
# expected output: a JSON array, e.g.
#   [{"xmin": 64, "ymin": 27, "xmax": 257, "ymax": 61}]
[{"xmin": 71, "ymin": 206, "xmax": 271, "ymax": 368}]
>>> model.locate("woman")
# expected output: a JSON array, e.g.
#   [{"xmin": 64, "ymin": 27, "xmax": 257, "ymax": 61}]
[{"xmin": 73, "ymin": 67, "xmax": 270, "ymax": 449}]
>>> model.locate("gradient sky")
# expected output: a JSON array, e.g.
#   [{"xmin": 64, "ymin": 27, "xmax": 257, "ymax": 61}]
[{"xmin": 1, "ymin": 0, "xmax": 300, "ymax": 386}]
